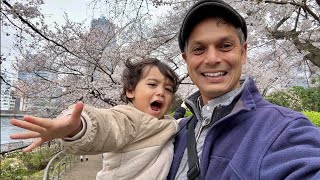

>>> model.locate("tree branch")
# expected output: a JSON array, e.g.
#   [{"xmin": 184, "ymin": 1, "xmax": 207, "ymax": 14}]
[
  {"xmin": 1, "ymin": 75, "xmax": 25, "ymax": 93},
  {"xmin": 293, "ymin": 7, "xmax": 301, "ymax": 31},
  {"xmin": 268, "ymin": 30, "xmax": 320, "ymax": 68},
  {"xmin": 273, "ymin": 16, "xmax": 290, "ymax": 31},
  {"xmin": 264, "ymin": 0, "xmax": 320, "ymax": 22}
]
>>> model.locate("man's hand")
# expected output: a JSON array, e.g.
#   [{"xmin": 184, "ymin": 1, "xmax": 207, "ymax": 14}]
[{"xmin": 10, "ymin": 102, "xmax": 84, "ymax": 152}]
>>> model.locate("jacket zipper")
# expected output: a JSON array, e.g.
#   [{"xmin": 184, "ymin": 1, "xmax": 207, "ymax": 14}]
[
  {"xmin": 195, "ymin": 105, "xmax": 221, "ymax": 141},
  {"xmin": 196, "ymin": 120, "xmax": 208, "ymax": 141},
  {"xmin": 199, "ymin": 107, "xmax": 252, "ymax": 142}
]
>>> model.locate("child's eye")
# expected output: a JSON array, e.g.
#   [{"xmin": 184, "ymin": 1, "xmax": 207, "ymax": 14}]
[
  {"xmin": 148, "ymin": 83, "xmax": 156, "ymax": 87},
  {"xmin": 165, "ymin": 87, "xmax": 173, "ymax": 93}
]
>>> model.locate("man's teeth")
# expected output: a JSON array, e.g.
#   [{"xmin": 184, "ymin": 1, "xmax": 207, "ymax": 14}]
[{"xmin": 203, "ymin": 72, "xmax": 226, "ymax": 77}]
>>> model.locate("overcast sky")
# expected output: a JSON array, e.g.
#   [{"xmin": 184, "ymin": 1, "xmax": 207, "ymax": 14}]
[{"xmin": 41, "ymin": 0, "xmax": 94, "ymax": 25}]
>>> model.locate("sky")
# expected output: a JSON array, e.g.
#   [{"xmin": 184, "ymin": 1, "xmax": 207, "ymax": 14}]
[
  {"xmin": 40, "ymin": 0, "xmax": 95, "ymax": 26},
  {"xmin": 40, "ymin": 0, "xmax": 169, "ymax": 28}
]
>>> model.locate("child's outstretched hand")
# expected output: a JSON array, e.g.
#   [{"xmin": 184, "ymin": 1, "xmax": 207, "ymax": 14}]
[{"xmin": 10, "ymin": 102, "xmax": 84, "ymax": 152}]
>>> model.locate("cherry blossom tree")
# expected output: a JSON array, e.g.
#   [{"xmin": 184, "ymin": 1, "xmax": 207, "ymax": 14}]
[
  {"xmin": 233, "ymin": 0, "xmax": 320, "ymax": 94},
  {"xmin": 1, "ymin": 0, "xmax": 319, "ymax": 116}
]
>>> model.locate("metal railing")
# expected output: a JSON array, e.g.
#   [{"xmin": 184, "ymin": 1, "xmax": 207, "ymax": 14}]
[{"xmin": 43, "ymin": 151, "xmax": 79, "ymax": 180}]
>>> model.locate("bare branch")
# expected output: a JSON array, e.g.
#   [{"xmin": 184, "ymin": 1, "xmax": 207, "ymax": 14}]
[{"xmin": 264, "ymin": 0, "xmax": 320, "ymax": 22}]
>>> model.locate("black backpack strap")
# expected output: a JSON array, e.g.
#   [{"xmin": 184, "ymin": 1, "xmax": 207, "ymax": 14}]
[{"xmin": 187, "ymin": 116, "xmax": 202, "ymax": 180}]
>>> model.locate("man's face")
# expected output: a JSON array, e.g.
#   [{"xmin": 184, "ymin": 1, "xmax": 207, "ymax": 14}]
[
  {"xmin": 183, "ymin": 18, "xmax": 247, "ymax": 104},
  {"xmin": 126, "ymin": 66, "xmax": 174, "ymax": 119}
]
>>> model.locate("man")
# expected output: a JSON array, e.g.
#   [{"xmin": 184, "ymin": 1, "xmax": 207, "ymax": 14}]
[{"xmin": 168, "ymin": 0, "xmax": 320, "ymax": 179}]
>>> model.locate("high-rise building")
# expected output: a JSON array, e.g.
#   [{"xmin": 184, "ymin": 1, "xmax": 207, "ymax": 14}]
[
  {"xmin": 91, "ymin": 16, "xmax": 115, "ymax": 33},
  {"xmin": 17, "ymin": 70, "xmax": 58, "ymax": 111},
  {"xmin": 18, "ymin": 70, "xmax": 57, "ymax": 81},
  {"xmin": 90, "ymin": 16, "xmax": 117, "ymax": 46},
  {"xmin": 0, "ymin": 72, "xmax": 17, "ymax": 110}
]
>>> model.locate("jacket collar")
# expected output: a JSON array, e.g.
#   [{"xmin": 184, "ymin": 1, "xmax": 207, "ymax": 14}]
[{"xmin": 185, "ymin": 77, "xmax": 259, "ymax": 119}]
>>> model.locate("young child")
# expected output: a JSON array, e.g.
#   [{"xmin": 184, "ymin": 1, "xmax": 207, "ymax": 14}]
[{"xmin": 10, "ymin": 58, "xmax": 180, "ymax": 180}]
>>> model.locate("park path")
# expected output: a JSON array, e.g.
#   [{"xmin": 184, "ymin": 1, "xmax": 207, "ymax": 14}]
[{"xmin": 60, "ymin": 154, "xmax": 103, "ymax": 180}]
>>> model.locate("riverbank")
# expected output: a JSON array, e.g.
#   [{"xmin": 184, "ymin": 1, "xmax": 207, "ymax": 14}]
[
  {"xmin": 0, "ymin": 110, "xmax": 28, "ymax": 117},
  {"xmin": 1, "ymin": 140, "xmax": 34, "ymax": 154},
  {"xmin": 0, "ymin": 141, "xmax": 60, "ymax": 180}
]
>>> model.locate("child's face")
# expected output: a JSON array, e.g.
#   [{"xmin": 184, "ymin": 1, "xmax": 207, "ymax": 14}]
[{"xmin": 126, "ymin": 66, "xmax": 174, "ymax": 119}]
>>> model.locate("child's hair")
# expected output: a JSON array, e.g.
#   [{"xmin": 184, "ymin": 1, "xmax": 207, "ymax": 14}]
[{"xmin": 121, "ymin": 58, "xmax": 179, "ymax": 103}]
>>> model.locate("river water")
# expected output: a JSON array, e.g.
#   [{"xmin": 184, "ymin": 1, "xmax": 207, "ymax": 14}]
[{"xmin": 1, "ymin": 116, "xmax": 28, "ymax": 145}]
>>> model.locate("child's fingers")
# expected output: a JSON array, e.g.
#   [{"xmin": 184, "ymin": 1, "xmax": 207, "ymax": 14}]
[
  {"xmin": 10, "ymin": 131, "xmax": 40, "ymax": 139},
  {"xmin": 23, "ymin": 138, "xmax": 44, "ymax": 152},
  {"xmin": 70, "ymin": 102, "xmax": 84, "ymax": 123},
  {"xmin": 10, "ymin": 118, "xmax": 45, "ymax": 133},
  {"xmin": 23, "ymin": 115, "xmax": 52, "ymax": 129}
]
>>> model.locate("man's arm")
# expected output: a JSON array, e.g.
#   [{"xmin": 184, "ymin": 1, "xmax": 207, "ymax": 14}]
[{"xmin": 260, "ymin": 118, "xmax": 320, "ymax": 179}]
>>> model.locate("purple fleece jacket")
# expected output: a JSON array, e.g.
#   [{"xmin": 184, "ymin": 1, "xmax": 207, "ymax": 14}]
[{"xmin": 168, "ymin": 78, "xmax": 320, "ymax": 179}]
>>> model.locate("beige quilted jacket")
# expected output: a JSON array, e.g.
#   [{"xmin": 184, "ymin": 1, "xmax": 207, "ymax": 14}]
[{"xmin": 59, "ymin": 104, "xmax": 179, "ymax": 180}]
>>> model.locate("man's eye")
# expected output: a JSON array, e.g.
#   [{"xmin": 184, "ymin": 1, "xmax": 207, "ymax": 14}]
[
  {"xmin": 221, "ymin": 43, "xmax": 233, "ymax": 50},
  {"xmin": 192, "ymin": 47, "xmax": 205, "ymax": 55}
]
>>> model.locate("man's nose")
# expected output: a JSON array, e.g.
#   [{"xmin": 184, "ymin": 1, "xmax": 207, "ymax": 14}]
[{"xmin": 205, "ymin": 47, "xmax": 221, "ymax": 65}]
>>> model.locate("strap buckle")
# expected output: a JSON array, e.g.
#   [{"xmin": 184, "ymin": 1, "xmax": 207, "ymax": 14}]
[{"xmin": 187, "ymin": 162, "xmax": 200, "ymax": 180}]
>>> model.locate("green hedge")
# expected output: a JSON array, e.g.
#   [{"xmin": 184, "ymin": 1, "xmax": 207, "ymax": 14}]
[
  {"xmin": 266, "ymin": 86, "xmax": 320, "ymax": 112},
  {"xmin": 303, "ymin": 111, "xmax": 320, "ymax": 127},
  {"xmin": 185, "ymin": 110, "xmax": 192, "ymax": 117}
]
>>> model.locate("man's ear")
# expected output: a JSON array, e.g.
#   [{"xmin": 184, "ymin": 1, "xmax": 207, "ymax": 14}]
[
  {"xmin": 241, "ymin": 42, "xmax": 248, "ymax": 65},
  {"xmin": 182, "ymin": 52, "xmax": 187, "ymax": 62},
  {"xmin": 126, "ymin": 90, "xmax": 134, "ymax": 99}
]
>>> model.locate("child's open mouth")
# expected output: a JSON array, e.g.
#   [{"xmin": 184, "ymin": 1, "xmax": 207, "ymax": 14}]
[{"xmin": 150, "ymin": 100, "xmax": 163, "ymax": 112}]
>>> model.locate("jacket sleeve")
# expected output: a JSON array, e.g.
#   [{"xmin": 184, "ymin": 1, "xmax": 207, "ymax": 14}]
[
  {"xmin": 59, "ymin": 104, "xmax": 178, "ymax": 155},
  {"xmin": 260, "ymin": 118, "xmax": 320, "ymax": 179},
  {"xmin": 173, "ymin": 106, "xmax": 186, "ymax": 119}
]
